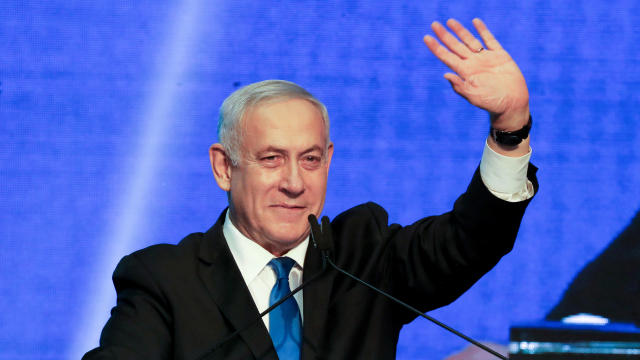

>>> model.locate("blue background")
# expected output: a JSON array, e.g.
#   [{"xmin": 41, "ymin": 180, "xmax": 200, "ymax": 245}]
[{"xmin": 2, "ymin": 1, "xmax": 639, "ymax": 359}]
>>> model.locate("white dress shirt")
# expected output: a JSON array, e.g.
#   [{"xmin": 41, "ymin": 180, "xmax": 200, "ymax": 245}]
[
  {"xmin": 223, "ymin": 141, "xmax": 533, "ymax": 333},
  {"xmin": 223, "ymin": 211, "xmax": 308, "ymax": 331}
]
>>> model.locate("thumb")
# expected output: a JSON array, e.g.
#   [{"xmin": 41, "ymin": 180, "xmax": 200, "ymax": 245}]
[{"xmin": 444, "ymin": 73, "xmax": 469, "ymax": 101}]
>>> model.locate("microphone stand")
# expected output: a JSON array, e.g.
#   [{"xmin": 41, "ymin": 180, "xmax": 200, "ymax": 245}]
[
  {"xmin": 324, "ymin": 256, "xmax": 508, "ymax": 360},
  {"xmin": 310, "ymin": 214, "xmax": 507, "ymax": 360}
]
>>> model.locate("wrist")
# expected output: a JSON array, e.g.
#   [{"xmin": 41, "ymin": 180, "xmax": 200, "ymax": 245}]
[
  {"xmin": 490, "ymin": 105, "xmax": 530, "ymax": 131},
  {"xmin": 490, "ymin": 114, "xmax": 532, "ymax": 146},
  {"xmin": 487, "ymin": 135, "xmax": 530, "ymax": 157},
  {"xmin": 487, "ymin": 111, "xmax": 532, "ymax": 157}
]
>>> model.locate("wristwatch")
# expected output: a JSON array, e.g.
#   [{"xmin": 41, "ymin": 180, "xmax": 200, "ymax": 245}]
[{"xmin": 490, "ymin": 115, "xmax": 532, "ymax": 146}]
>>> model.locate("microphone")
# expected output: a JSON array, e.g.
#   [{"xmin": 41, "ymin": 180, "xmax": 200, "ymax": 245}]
[
  {"xmin": 195, "ymin": 219, "xmax": 329, "ymax": 360},
  {"xmin": 307, "ymin": 215, "xmax": 508, "ymax": 360},
  {"xmin": 308, "ymin": 214, "xmax": 332, "ymax": 259}
]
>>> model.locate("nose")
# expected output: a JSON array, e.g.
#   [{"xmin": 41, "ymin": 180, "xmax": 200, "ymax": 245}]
[{"xmin": 279, "ymin": 161, "xmax": 305, "ymax": 197}]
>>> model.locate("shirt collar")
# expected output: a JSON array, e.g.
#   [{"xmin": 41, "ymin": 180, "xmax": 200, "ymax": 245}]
[{"xmin": 223, "ymin": 210, "xmax": 308, "ymax": 285}]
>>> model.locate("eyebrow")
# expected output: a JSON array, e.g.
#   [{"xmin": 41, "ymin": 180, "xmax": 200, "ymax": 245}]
[
  {"xmin": 300, "ymin": 145, "xmax": 324, "ymax": 155},
  {"xmin": 258, "ymin": 145, "xmax": 324, "ymax": 156}
]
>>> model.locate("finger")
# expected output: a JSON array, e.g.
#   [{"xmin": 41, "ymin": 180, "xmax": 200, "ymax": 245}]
[
  {"xmin": 446, "ymin": 18, "xmax": 484, "ymax": 53},
  {"xmin": 443, "ymin": 73, "xmax": 470, "ymax": 100},
  {"xmin": 444, "ymin": 72, "xmax": 464, "ymax": 84},
  {"xmin": 472, "ymin": 18, "xmax": 503, "ymax": 50},
  {"xmin": 423, "ymin": 35, "xmax": 463, "ymax": 73},
  {"xmin": 430, "ymin": 21, "xmax": 472, "ymax": 59}
]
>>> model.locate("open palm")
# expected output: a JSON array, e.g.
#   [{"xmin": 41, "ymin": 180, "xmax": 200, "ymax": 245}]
[{"xmin": 424, "ymin": 18, "xmax": 529, "ymax": 123}]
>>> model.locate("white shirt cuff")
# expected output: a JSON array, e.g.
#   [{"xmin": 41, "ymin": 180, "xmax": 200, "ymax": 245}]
[{"xmin": 479, "ymin": 140, "xmax": 534, "ymax": 202}]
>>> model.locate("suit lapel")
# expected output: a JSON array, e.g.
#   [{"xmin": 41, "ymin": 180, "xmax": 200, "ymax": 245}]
[
  {"xmin": 197, "ymin": 210, "xmax": 277, "ymax": 359},
  {"xmin": 301, "ymin": 235, "xmax": 334, "ymax": 360}
]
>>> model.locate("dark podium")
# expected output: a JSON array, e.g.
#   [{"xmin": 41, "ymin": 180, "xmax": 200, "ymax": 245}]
[{"xmin": 509, "ymin": 321, "xmax": 640, "ymax": 359}]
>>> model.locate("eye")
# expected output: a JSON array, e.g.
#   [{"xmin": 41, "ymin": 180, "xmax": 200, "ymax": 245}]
[
  {"xmin": 259, "ymin": 154, "xmax": 283, "ymax": 167},
  {"xmin": 301, "ymin": 155, "xmax": 322, "ymax": 169}
]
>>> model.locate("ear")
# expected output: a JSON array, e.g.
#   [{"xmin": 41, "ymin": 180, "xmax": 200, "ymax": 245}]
[
  {"xmin": 209, "ymin": 143, "xmax": 232, "ymax": 191},
  {"xmin": 325, "ymin": 142, "xmax": 334, "ymax": 170}
]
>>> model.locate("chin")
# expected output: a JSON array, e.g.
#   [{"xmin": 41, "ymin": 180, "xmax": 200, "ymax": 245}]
[{"xmin": 270, "ymin": 226, "xmax": 308, "ymax": 246}]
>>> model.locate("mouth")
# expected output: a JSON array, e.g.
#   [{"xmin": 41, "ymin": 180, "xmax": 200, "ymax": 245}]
[{"xmin": 271, "ymin": 203, "xmax": 306, "ymax": 210}]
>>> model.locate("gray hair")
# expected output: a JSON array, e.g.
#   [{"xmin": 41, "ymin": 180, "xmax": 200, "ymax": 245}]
[{"xmin": 217, "ymin": 80, "xmax": 331, "ymax": 166}]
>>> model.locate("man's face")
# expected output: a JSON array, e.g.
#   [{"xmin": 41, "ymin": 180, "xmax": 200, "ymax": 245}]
[{"xmin": 227, "ymin": 98, "xmax": 333, "ymax": 255}]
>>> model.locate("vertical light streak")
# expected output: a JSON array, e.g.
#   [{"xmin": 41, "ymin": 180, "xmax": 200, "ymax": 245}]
[{"xmin": 68, "ymin": 0, "xmax": 204, "ymax": 357}]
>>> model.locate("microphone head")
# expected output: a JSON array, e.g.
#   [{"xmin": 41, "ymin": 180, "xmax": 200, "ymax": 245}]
[
  {"xmin": 319, "ymin": 216, "xmax": 333, "ymax": 252},
  {"xmin": 308, "ymin": 214, "xmax": 322, "ymax": 249}
]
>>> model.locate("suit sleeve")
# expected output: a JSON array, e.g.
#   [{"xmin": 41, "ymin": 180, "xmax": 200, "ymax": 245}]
[
  {"xmin": 385, "ymin": 164, "xmax": 538, "ymax": 321},
  {"xmin": 82, "ymin": 253, "xmax": 172, "ymax": 360}
]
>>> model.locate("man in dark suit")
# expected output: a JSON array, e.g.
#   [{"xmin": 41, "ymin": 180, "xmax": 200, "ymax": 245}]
[{"xmin": 83, "ymin": 18, "xmax": 537, "ymax": 359}]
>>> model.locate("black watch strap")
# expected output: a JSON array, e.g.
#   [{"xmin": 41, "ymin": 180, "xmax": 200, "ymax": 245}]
[{"xmin": 490, "ymin": 115, "xmax": 532, "ymax": 146}]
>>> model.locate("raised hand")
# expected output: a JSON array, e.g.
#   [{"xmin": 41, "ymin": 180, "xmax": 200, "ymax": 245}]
[{"xmin": 424, "ymin": 18, "xmax": 529, "ymax": 131}]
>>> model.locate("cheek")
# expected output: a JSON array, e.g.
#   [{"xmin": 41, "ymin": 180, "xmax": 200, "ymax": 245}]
[
  {"xmin": 313, "ymin": 168, "xmax": 329, "ymax": 187},
  {"xmin": 306, "ymin": 172, "xmax": 329, "ymax": 198},
  {"xmin": 240, "ymin": 171, "xmax": 281, "ymax": 204}
]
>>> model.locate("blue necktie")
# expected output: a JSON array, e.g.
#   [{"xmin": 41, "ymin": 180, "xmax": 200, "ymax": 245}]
[{"xmin": 268, "ymin": 257, "xmax": 301, "ymax": 360}]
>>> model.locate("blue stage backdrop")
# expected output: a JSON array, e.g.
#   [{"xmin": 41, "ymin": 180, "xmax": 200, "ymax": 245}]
[{"xmin": 2, "ymin": 1, "xmax": 639, "ymax": 359}]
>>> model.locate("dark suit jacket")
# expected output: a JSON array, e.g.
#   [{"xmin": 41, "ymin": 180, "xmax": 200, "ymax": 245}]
[{"xmin": 83, "ymin": 167, "xmax": 537, "ymax": 360}]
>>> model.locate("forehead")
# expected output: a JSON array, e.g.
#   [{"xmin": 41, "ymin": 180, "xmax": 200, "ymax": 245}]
[{"xmin": 241, "ymin": 98, "xmax": 327, "ymax": 150}]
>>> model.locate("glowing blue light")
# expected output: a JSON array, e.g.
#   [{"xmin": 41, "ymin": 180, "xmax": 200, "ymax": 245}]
[{"xmin": 67, "ymin": 0, "xmax": 206, "ymax": 357}]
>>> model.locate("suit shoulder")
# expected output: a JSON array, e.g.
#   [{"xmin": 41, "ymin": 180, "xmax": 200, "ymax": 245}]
[
  {"xmin": 331, "ymin": 202, "xmax": 396, "ymax": 250},
  {"xmin": 118, "ymin": 231, "xmax": 207, "ymax": 277},
  {"xmin": 334, "ymin": 201, "xmax": 388, "ymax": 219},
  {"xmin": 129, "ymin": 232, "xmax": 204, "ymax": 259},
  {"xmin": 333, "ymin": 202, "xmax": 390, "ymax": 229}
]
